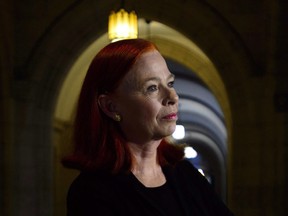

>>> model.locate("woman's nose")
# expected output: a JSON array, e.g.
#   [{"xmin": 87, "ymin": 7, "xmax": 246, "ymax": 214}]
[{"xmin": 163, "ymin": 88, "xmax": 179, "ymax": 106}]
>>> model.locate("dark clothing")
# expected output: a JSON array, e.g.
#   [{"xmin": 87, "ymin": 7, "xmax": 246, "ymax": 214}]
[
  {"xmin": 131, "ymin": 176, "xmax": 184, "ymax": 216},
  {"xmin": 67, "ymin": 160, "xmax": 234, "ymax": 216}
]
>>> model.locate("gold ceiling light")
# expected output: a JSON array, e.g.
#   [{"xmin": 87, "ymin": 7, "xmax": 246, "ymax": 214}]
[{"xmin": 108, "ymin": 3, "xmax": 138, "ymax": 42}]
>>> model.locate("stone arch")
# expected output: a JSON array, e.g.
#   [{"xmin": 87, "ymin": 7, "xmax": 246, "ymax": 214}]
[{"xmin": 20, "ymin": 0, "xmax": 255, "ymax": 214}]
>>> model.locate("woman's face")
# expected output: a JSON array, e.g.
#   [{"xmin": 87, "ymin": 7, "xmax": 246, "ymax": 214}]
[{"xmin": 113, "ymin": 50, "xmax": 179, "ymax": 144}]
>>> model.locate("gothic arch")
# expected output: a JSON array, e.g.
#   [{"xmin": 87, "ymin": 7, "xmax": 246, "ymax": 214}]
[{"xmin": 20, "ymin": 0, "xmax": 255, "ymax": 214}]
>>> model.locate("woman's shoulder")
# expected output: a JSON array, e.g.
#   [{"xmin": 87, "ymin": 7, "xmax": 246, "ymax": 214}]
[
  {"xmin": 166, "ymin": 160, "xmax": 234, "ymax": 216},
  {"xmin": 67, "ymin": 171, "xmax": 123, "ymax": 215},
  {"xmin": 68, "ymin": 171, "xmax": 115, "ymax": 197},
  {"xmin": 164, "ymin": 159, "xmax": 212, "ymax": 192},
  {"xmin": 75, "ymin": 170, "xmax": 117, "ymax": 183},
  {"xmin": 172, "ymin": 159, "xmax": 200, "ymax": 176},
  {"xmin": 67, "ymin": 171, "xmax": 120, "ymax": 206}
]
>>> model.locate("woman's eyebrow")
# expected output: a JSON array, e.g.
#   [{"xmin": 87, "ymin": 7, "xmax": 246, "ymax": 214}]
[
  {"xmin": 143, "ymin": 77, "xmax": 160, "ymax": 83},
  {"xmin": 142, "ymin": 73, "xmax": 175, "ymax": 84},
  {"xmin": 169, "ymin": 73, "xmax": 175, "ymax": 80}
]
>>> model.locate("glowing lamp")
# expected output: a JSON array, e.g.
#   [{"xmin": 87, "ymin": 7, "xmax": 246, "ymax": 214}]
[
  {"xmin": 172, "ymin": 125, "xmax": 185, "ymax": 140},
  {"xmin": 184, "ymin": 146, "xmax": 198, "ymax": 159},
  {"xmin": 108, "ymin": 9, "xmax": 138, "ymax": 42}
]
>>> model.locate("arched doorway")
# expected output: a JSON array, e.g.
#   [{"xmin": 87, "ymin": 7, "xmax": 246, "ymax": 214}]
[
  {"xmin": 53, "ymin": 20, "xmax": 231, "ymax": 215},
  {"xmin": 20, "ymin": 1, "xmax": 255, "ymax": 215}
]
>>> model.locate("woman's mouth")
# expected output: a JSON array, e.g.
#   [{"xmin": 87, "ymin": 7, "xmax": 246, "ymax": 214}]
[{"xmin": 162, "ymin": 113, "xmax": 178, "ymax": 120}]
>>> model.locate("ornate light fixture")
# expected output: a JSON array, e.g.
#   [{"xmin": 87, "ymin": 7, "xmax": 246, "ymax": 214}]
[{"xmin": 108, "ymin": 2, "xmax": 138, "ymax": 42}]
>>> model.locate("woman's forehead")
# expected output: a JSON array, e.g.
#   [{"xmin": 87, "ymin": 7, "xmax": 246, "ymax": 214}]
[
  {"xmin": 117, "ymin": 51, "xmax": 170, "ymax": 92},
  {"xmin": 133, "ymin": 51, "xmax": 167, "ymax": 75}
]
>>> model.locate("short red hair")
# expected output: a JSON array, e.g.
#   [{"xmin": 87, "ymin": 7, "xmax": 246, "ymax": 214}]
[{"xmin": 62, "ymin": 39, "xmax": 184, "ymax": 173}]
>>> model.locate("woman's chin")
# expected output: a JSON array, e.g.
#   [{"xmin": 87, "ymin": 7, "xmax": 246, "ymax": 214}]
[{"xmin": 164, "ymin": 125, "xmax": 177, "ymax": 137}]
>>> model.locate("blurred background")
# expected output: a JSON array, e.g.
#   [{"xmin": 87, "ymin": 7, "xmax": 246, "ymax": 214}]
[{"xmin": 1, "ymin": 0, "xmax": 287, "ymax": 215}]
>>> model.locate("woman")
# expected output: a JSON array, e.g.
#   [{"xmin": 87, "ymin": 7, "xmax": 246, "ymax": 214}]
[{"xmin": 63, "ymin": 39, "xmax": 234, "ymax": 216}]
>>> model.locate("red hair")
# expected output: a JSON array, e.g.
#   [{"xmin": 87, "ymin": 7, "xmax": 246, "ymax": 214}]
[{"xmin": 62, "ymin": 39, "xmax": 184, "ymax": 173}]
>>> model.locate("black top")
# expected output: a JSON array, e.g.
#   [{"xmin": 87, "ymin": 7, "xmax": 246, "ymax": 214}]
[
  {"xmin": 67, "ymin": 160, "xmax": 234, "ymax": 216},
  {"xmin": 131, "ymin": 176, "xmax": 184, "ymax": 216}
]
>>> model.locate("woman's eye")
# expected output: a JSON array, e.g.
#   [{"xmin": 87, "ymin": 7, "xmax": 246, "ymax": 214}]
[
  {"xmin": 147, "ymin": 85, "xmax": 158, "ymax": 92},
  {"xmin": 168, "ymin": 81, "xmax": 174, "ymax": 88}
]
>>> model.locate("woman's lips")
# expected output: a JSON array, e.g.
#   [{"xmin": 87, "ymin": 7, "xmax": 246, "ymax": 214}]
[{"xmin": 162, "ymin": 113, "xmax": 178, "ymax": 120}]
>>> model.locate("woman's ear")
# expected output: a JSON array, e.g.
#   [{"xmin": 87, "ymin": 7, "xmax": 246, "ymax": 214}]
[{"xmin": 98, "ymin": 94, "xmax": 117, "ymax": 119}]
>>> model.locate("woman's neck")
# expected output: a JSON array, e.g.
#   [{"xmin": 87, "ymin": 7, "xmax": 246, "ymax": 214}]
[{"xmin": 128, "ymin": 140, "xmax": 166, "ymax": 187}]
